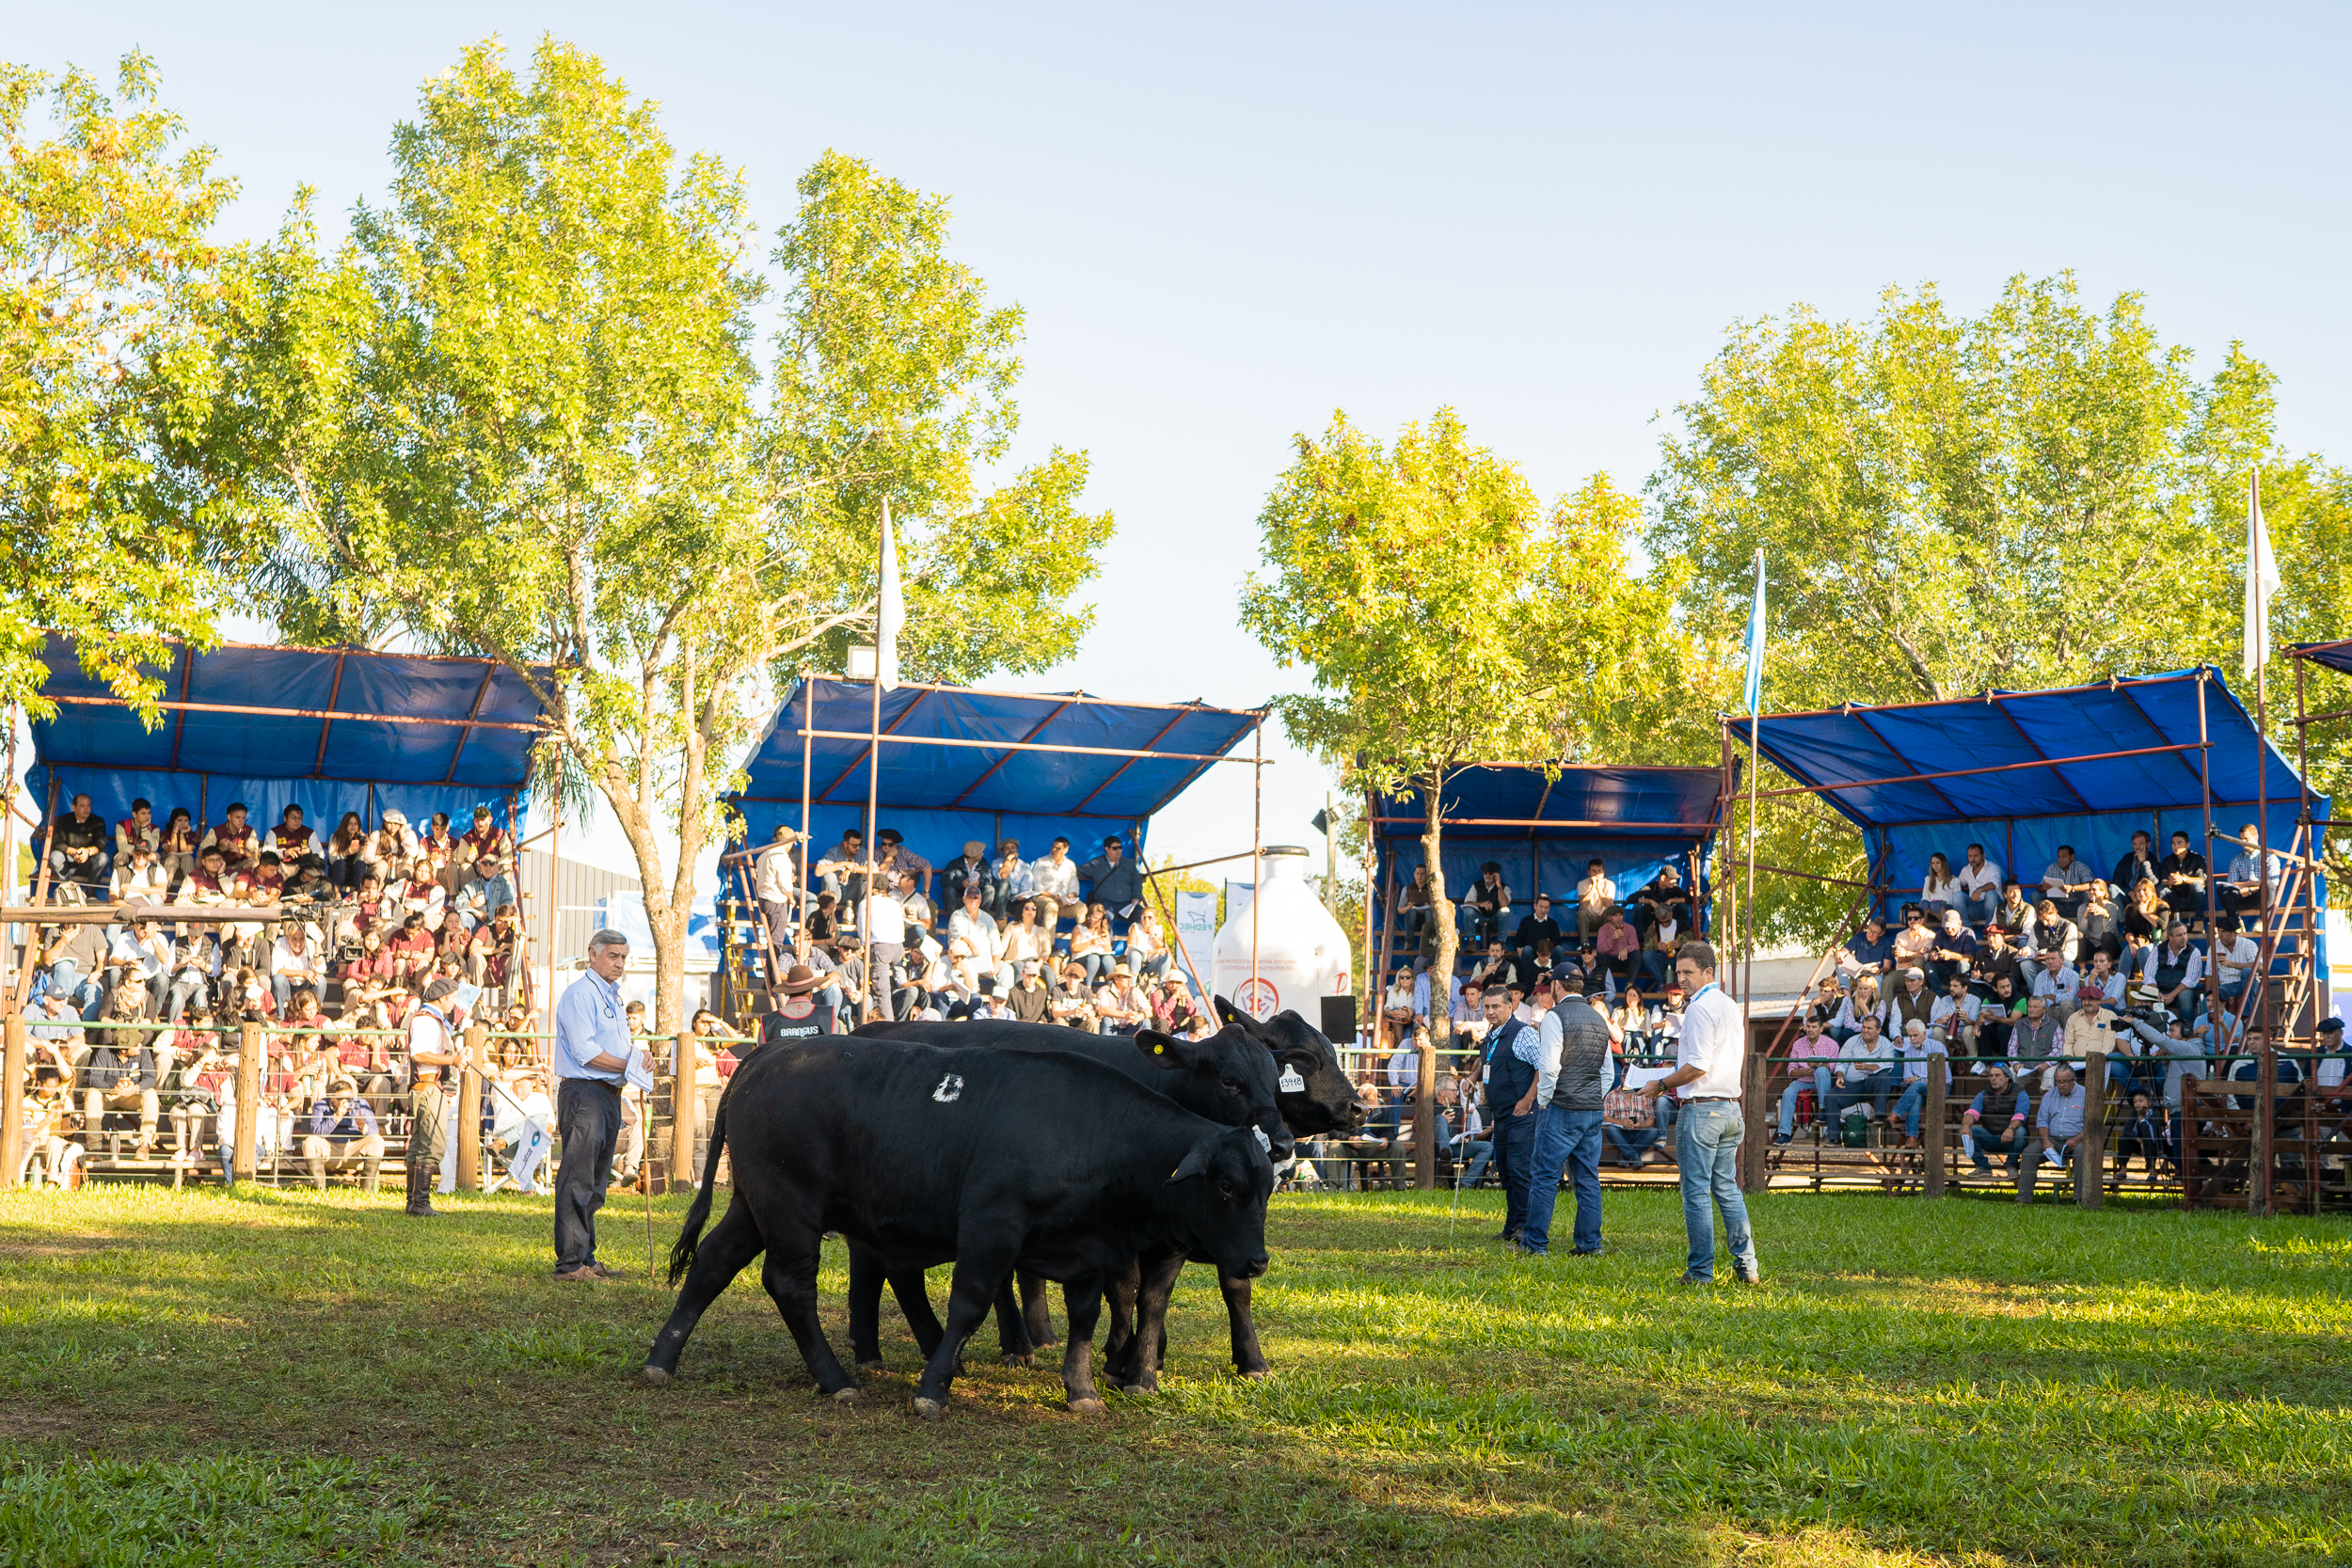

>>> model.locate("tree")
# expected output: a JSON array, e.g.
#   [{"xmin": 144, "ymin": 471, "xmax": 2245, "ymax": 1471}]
[
  {"xmin": 1645, "ymin": 275, "xmax": 2336, "ymax": 940},
  {"xmin": 1, "ymin": 52, "xmax": 235, "ymax": 721},
  {"xmin": 1241, "ymin": 407, "xmax": 1670, "ymax": 1186},
  {"xmin": 193, "ymin": 39, "xmax": 1113, "ymax": 1031}
]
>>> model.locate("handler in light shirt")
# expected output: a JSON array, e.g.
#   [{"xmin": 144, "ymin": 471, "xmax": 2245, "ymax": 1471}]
[
  {"xmin": 1639, "ymin": 941, "xmax": 1760, "ymax": 1285},
  {"xmin": 550, "ymin": 930, "xmax": 650, "ymax": 1281}
]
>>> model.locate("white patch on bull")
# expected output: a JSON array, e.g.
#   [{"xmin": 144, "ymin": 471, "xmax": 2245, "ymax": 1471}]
[
  {"xmin": 1278, "ymin": 1066, "xmax": 1305, "ymax": 1093},
  {"xmin": 1273, "ymin": 1153, "xmax": 1298, "ymax": 1176},
  {"xmin": 931, "ymin": 1072, "xmax": 964, "ymax": 1103},
  {"xmin": 1252, "ymin": 1126, "xmax": 1271, "ymax": 1152}
]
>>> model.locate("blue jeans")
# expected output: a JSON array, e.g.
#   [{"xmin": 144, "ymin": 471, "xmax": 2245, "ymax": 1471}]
[
  {"xmin": 1674, "ymin": 1100, "xmax": 1756, "ymax": 1282},
  {"xmin": 1454, "ymin": 1138, "xmax": 1494, "ymax": 1188},
  {"xmin": 1893, "ymin": 1079, "xmax": 1928, "ymax": 1137},
  {"xmin": 1778, "ymin": 1066, "xmax": 1833, "ymax": 1135},
  {"xmin": 1602, "ymin": 1121, "xmax": 1662, "ymax": 1164},
  {"xmin": 1963, "ymin": 892, "xmax": 1996, "ymax": 927},
  {"xmin": 1521, "ymin": 1105, "xmax": 1603, "ymax": 1254},
  {"xmin": 1824, "ymin": 1068, "xmax": 1894, "ymax": 1120}
]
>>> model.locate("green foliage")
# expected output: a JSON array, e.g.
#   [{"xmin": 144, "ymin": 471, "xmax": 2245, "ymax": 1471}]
[
  {"xmin": 765, "ymin": 150, "xmax": 1113, "ymax": 686},
  {"xmin": 186, "ymin": 41, "xmax": 1112, "ymax": 1026},
  {"xmin": 1243, "ymin": 408, "xmax": 1689, "ymax": 997},
  {"xmin": 1647, "ymin": 276, "xmax": 2352, "ymax": 936},
  {"xmin": 0, "ymin": 52, "xmax": 236, "ymax": 720}
]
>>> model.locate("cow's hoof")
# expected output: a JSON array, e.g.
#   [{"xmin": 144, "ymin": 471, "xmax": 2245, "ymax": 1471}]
[
  {"xmin": 1067, "ymin": 1397, "xmax": 1104, "ymax": 1415},
  {"xmin": 1001, "ymin": 1352, "xmax": 1035, "ymax": 1369},
  {"xmin": 856, "ymin": 1358, "xmax": 885, "ymax": 1373},
  {"xmin": 1118, "ymin": 1383, "xmax": 1155, "ymax": 1397},
  {"xmin": 913, "ymin": 1397, "xmax": 947, "ymax": 1422},
  {"xmin": 831, "ymin": 1387, "xmax": 860, "ymax": 1404},
  {"xmin": 643, "ymin": 1366, "xmax": 670, "ymax": 1386},
  {"xmin": 1238, "ymin": 1368, "xmax": 1271, "ymax": 1381}
]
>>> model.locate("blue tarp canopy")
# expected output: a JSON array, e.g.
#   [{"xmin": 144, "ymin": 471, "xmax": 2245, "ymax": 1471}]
[
  {"xmin": 1370, "ymin": 764, "xmax": 1728, "ymax": 932},
  {"xmin": 2290, "ymin": 639, "xmax": 2352, "ymax": 676},
  {"xmin": 1724, "ymin": 667, "xmax": 2328, "ymax": 960},
  {"xmin": 26, "ymin": 635, "xmax": 547, "ymax": 835},
  {"xmin": 724, "ymin": 677, "xmax": 1263, "ymax": 870}
]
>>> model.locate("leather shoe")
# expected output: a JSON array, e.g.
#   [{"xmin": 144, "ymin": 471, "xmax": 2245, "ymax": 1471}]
[
  {"xmin": 552, "ymin": 1265, "xmax": 601, "ymax": 1282},
  {"xmin": 587, "ymin": 1261, "xmax": 619, "ymax": 1279},
  {"xmin": 1677, "ymin": 1272, "xmax": 1711, "ymax": 1285}
]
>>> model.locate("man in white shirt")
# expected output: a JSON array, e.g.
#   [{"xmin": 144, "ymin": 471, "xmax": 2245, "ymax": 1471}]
[
  {"xmin": 2210, "ymin": 915, "xmax": 2260, "ymax": 1011},
  {"xmin": 863, "ymin": 878, "xmax": 908, "ymax": 1022},
  {"xmin": 752, "ymin": 826, "xmax": 803, "ymax": 946},
  {"xmin": 946, "ymin": 882, "xmax": 1006, "ymax": 986},
  {"xmin": 1638, "ymin": 941, "xmax": 1758, "ymax": 1285},
  {"xmin": 269, "ymin": 924, "xmax": 324, "ymax": 1016},
  {"xmin": 1029, "ymin": 836, "xmax": 1081, "ymax": 932},
  {"xmin": 1574, "ymin": 860, "xmax": 1617, "ymax": 942},
  {"xmin": 1955, "ymin": 843, "xmax": 2003, "ymax": 927},
  {"xmin": 111, "ymin": 842, "xmax": 170, "ymax": 907}
]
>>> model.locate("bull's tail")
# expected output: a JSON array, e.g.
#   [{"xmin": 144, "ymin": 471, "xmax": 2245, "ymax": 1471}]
[{"xmin": 665, "ymin": 1078, "xmax": 735, "ymax": 1287}]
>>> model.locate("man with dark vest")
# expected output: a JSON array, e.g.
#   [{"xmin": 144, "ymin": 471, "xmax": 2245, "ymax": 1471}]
[
  {"xmin": 1518, "ymin": 983, "xmax": 1618, "ymax": 1257},
  {"xmin": 761, "ymin": 964, "xmax": 834, "ymax": 1044},
  {"xmin": 1477, "ymin": 986, "xmax": 1539, "ymax": 1245}
]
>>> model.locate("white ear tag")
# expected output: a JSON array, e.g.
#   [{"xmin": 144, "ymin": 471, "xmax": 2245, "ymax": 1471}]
[
  {"xmin": 1253, "ymin": 1126, "xmax": 1271, "ymax": 1151},
  {"xmin": 1279, "ymin": 1067, "xmax": 1305, "ymax": 1093}
]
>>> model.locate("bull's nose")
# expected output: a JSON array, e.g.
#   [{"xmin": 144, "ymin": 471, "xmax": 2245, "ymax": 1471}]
[{"xmin": 1240, "ymin": 1255, "xmax": 1269, "ymax": 1280}]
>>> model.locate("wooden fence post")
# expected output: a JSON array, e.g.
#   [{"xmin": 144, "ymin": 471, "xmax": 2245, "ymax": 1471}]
[
  {"xmin": 671, "ymin": 1036, "xmax": 697, "ymax": 1188},
  {"xmin": 1740, "ymin": 1035, "xmax": 1768, "ymax": 1193},
  {"xmin": 2078, "ymin": 1051, "xmax": 2106, "ymax": 1210},
  {"xmin": 1, "ymin": 1013, "xmax": 25, "ymax": 1188},
  {"xmin": 2250, "ymin": 1040, "xmax": 2275, "ymax": 1219},
  {"xmin": 234, "ymin": 1021, "xmax": 262, "ymax": 1180},
  {"xmin": 1924, "ymin": 1053, "xmax": 1947, "ymax": 1198},
  {"xmin": 455, "ymin": 1022, "xmax": 486, "ymax": 1192}
]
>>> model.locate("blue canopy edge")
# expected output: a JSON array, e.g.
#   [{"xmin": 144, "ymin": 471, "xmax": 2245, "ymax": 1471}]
[{"xmin": 26, "ymin": 634, "xmax": 547, "ymax": 833}]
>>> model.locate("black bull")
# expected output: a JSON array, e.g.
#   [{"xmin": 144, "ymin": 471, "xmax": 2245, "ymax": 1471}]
[
  {"xmin": 644, "ymin": 1036, "xmax": 1275, "ymax": 1417},
  {"xmin": 850, "ymin": 1003, "xmax": 1362, "ymax": 1386}
]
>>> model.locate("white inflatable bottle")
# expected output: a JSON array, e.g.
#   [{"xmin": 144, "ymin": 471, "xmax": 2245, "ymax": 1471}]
[{"xmin": 1213, "ymin": 845, "xmax": 1351, "ymax": 1022}]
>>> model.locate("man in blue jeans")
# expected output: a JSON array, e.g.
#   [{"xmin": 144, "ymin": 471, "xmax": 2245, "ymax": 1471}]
[
  {"xmin": 1639, "ymin": 941, "xmax": 1759, "ymax": 1285},
  {"xmin": 1518, "ymin": 987, "xmax": 1617, "ymax": 1256}
]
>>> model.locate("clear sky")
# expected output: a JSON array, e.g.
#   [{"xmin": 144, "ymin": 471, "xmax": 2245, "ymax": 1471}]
[{"xmin": 11, "ymin": 1, "xmax": 2349, "ymax": 880}]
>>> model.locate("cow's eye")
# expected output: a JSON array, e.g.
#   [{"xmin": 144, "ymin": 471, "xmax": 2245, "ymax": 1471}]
[
  {"xmin": 1216, "ymin": 1179, "xmax": 1235, "ymax": 1200},
  {"xmin": 1220, "ymin": 1077, "xmax": 1239, "ymax": 1090}
]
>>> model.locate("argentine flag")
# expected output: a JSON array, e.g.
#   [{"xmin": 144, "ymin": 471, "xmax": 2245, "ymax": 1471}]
[{"xmin": 1741, "ymin": 549, "xmax": 1766, "ymax": 716}]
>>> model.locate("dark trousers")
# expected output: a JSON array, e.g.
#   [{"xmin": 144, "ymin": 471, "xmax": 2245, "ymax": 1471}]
[
  {"xmin": 1494, "ymin": 1110, "xmax": 1538, "ymax": 1237},
  {"xmin": 553, "ymin": 1079, "xmax": 624, "ymax": 1273}
]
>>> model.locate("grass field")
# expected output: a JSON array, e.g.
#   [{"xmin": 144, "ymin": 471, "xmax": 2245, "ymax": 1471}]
[{"xmin": 0, "ymin": 1182, "xmax": 2347, "ymax": 1568}]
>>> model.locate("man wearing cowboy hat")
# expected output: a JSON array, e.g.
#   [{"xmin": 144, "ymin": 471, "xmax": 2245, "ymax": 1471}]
[
  {"xmin": 762, "ymin": 963, "xmax": 835, "ymax": 1044},
  {"xmin": 1094, "ymin": 962, "xmax": 1151, "ymax": 1036},
  {"xmin": 453, "ymin": 852, "xmax": 516, "ymax": 934},
  {"xmin": 303, "ymin": 1076, "xmax": 385, "ymax": 1192}
]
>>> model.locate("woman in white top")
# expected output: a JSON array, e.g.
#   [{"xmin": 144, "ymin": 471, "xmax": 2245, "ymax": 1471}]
[
  {"xmin": 1069, "ymin": 903, "xmax": 1116, "ymax": 986},
  {"xmin": 999, "ymin": 899, "xmax": 1052, "ymax": 976},
  {"xmin": 1919, "ymin": 852, "xmax": 1961, "ymax": 916}
]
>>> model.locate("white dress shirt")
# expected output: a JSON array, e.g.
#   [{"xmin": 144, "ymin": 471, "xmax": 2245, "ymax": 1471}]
[{"xmin": 1672, "ymin": 982, "xmax": 1743, "ymax": 1100}]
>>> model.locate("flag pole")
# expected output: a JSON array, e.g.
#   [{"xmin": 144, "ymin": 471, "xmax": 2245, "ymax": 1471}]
[
  {"xmin": 862, "ymin": 501, "xmax": 890, "ymax": 1022},
  {"xmin": 2251, "ymin": 469, "xmax": 2268, "ymax": 1041},
  {"xmin": 1742, "ymin": 547, "xmax": 1764, "ymax": 1008}
]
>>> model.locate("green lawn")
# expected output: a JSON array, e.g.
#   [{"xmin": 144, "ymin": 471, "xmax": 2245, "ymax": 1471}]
[{"xmin": 0, "ymin": 1182, "xmax": 2346, "ymax": 1567}]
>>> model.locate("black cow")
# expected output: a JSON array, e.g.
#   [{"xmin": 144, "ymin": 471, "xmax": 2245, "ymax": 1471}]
[
  {"xmin": 645, "ymin": 1036, "xmax": 1273, "ymax": 1418},
  {"xmin": 847, "ymin": 1020, "xmax": 1288, "ymax": 1386},
  {"xmin": 853, "ymin": 1004, "xmax": 1362, "ymax": 1390}
]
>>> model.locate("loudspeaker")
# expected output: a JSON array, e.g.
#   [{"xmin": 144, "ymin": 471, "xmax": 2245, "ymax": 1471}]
[{"xmin": 1319, "ymin": 993, "xmax": 1358, "ymax": 1045}]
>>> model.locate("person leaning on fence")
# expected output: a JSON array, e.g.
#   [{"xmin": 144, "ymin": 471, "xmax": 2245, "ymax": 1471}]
[
  {"xmin": 401, "ymin": 979, "xmax": 462, "ymax": 1216},
  {"xmin": 1642, "ymin": 941, "xmax": 1759, "ymax": 1286},
  {"xmin": 551, "ymin": 931, "xmax": 648, "ymax": 1281},
  {"xmin": 303, "ymin": 1076, "xmax": 384, "ymax": 1192},
  {"xmin": 1961, "ymin": 1064, "xmax": 2031, "ymax": 1174},
  {"xmin": 2018, "ymin": 1061, "xmax": 2088, "ymax": 1203}
]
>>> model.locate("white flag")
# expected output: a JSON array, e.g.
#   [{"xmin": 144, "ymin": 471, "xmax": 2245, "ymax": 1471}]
[
  {"xmin": 2242, "ymin": 469, "xmax": 2279, "ymax": 680},
  {"xmin": 877, "ymin": 499, "xmax": 903, "ymax": 692}
]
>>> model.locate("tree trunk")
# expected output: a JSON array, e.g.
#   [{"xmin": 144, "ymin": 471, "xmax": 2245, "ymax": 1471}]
[{"xmin": 1416, "ymin": 775, "xmax": 1453, "ymax": 1192}]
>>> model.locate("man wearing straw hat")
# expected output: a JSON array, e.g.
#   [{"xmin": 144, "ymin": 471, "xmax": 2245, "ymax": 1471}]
[{"xmin": 550, "ymin": 930, "xmax": 647, "ymax": 1281}]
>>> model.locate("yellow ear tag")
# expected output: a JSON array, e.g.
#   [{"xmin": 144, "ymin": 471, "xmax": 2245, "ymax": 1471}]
[{"xmin": 1153, "ymin": 1044, "xmax": 1164, "ymax": 1054}]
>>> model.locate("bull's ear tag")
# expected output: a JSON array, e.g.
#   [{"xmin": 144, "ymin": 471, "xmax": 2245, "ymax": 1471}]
[
  {"xmin": 1279, "ymin": 1067, "xmax": 1305, "ymax": 1092},
  {"xmin": 1152, "ymin": 1044, "xmax": 1165, "ymax": 1054}
]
